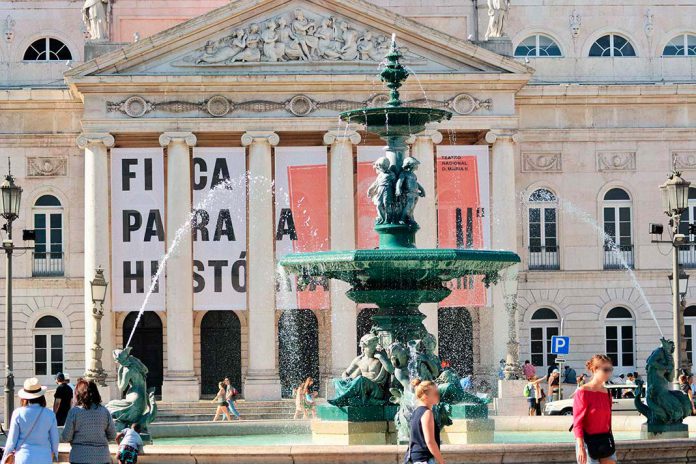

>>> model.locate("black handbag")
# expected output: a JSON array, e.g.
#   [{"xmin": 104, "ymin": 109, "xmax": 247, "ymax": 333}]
[{"xmin": 583, "ymin": 431, "xmax": 615, "ymax": 460}]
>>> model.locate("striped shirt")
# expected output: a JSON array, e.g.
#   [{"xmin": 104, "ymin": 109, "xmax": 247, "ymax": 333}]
[{"xmin": 61, "ymin": 404, "xmax": 116, "ymax": 464}]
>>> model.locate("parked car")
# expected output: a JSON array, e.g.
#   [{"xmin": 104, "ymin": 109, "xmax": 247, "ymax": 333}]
[{"xmin": 544, "ymin": 384, "xmax": 644, "ymax": 416}]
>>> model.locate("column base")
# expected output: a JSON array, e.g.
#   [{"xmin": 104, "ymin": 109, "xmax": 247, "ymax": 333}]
[
  {"xmin": 162, "ymin": 373, "xmax": 200, "ymax": 402},
  {"xmin": 243, "ymin": 370, "xmax": 281, "ymax": 400}
]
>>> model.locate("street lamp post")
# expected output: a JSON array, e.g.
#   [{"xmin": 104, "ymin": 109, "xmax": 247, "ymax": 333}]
[
  {"xmin": 85, "ymin": 267, "xmax": 108, "ymax": 387},
  {"xmin": 668, "ymin": 270, "xmax": 690, "ymax": 373},
  {"xmin": 659, "ymin": 171, "xmax": 691, "ymax": 384},
  {"xmin": 0, "ymin": 166, "xmax": 22, "ymax": 429}
]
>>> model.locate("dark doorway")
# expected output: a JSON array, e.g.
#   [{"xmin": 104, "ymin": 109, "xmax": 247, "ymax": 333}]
[
  {"xmin": 356, "ymin": 307, "xmax": 378, "ymax": 355},
  {"xmin": 200, "ymin": 311, "xmax": 242, "ymax": 396},
  {"xmin": 123, "ymin": 312, "xmax": 164, "ymax": 396},
  {"xmin": 278, "ymin": 309, "xmax": 319, "ymax": 398},
  {"xmin": 438, "ymin": 307, "xmax": 474, "ymax": 377}
]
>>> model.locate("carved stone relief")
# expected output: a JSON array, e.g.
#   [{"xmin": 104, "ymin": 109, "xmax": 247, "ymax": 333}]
[
  {"xmin": 521, "ymin": 152, "xmax": 562, "ymax": 173},
  {"xmin": 106, "ymin": 93, "xmax": 490, "ymax": 118},
  {"xmin": 174, "ymin": 8, "xmax": 425, "ymax": 67},
  {"xmin": 27, "ymin": 157, "xmax": 68, "ymax": 177},
  {"xmin": 4, "ymin": 15, "xmax": 15, "ymax": 43},
  {"xmin": 673, "ymin": 151, "xmax": 696, "ymax": 171},
  {"xmin": 596, "ymin": 151, "xmax": 636, "ymax": 172}
]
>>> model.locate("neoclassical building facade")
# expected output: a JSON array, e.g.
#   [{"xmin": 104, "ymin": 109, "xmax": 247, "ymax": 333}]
[{"xmin": 0, "ymin": 0, "xmax": 694, "ymax": 401}]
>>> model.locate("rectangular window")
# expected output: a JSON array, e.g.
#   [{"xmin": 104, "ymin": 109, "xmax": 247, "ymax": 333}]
[
  {"xmin": 34, "ymin": 334, "xmax": 47, "ymax": 375},
  {"xmin": 530, "ymin": 327, "xmax": 544, "ymax": 367},
  {"xmin": 686, "ymin": 324, "xmax": 693, "ymax": 364},
  {"xmin": 606, "ymin": 324, "xmax": 634, "ymax": 367}
]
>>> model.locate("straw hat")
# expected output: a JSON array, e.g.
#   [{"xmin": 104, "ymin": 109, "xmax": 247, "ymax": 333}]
[{"xmin": 18, "ymin": 377, "xmax": 47, "ymax": 400}]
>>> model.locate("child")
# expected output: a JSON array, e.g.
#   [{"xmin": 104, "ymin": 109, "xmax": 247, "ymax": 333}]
[{"xmin": 116, "ymin": 423, "xmax": 144, "ymax": 464}]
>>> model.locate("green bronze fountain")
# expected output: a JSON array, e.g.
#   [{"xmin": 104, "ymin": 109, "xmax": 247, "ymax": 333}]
[{"xmin": 279, "ymin": 35, "xmax": 520, "ymax": 444}]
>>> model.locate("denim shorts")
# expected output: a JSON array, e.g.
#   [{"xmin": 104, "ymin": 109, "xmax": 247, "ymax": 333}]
[{"xmin": 576, "ymin": 443, "xmax": 617, "ymax": 464}]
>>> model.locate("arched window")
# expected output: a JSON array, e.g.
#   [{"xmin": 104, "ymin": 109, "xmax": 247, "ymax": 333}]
[
  {"xmin": 679, "ymin": 188, "xmax": 696, "ymax": 268},
  {"xmin": 33, "ymin": 194, "xmax": 64, "ymax": 277},
  {"xmin": 438, "ymin": 307, "xmax": 474, "ymax": 377},
  {"xmin": 684, "ymin": 305, "xmax": 696, "ymax": 364},
  {"xmin": 23, "ymin": 38, "xmax": 72, "ymax": 61},
  {"xmin": 603, "ymin": 188, "xmax": 633, "ymax": 269},
  {"xmin": 605, "ymin": 307, "xmax": 635, "ymax": 370},
  {"xmin": 589, "ymin": 34, "xmax": 636, "ymax": 57},
  {"xmin": 529, "ymin": 308, "xmax": 560, "ymax": 372},
  {"xmin": 527, "ymin": 188, "xmax": 559, "ymax": 270},
  {"xmin": 514, "ymin": 34, "xmax": 562, "ymax": 58},
  {"xmin": 663, "ymin": 34, "xmax": 696, "ymax": 57},
  {"xmin": 123, "ymin": 312, "xmax": 163, "ymax": 396},
  {"xmin": 34, "ymin": 316, "xmax": 63, "ymax": 378}
]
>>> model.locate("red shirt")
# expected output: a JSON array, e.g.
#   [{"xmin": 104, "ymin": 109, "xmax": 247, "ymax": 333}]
[{"xmin": 572, "ymin": 388, "xmax": 612, "ymax": 438}]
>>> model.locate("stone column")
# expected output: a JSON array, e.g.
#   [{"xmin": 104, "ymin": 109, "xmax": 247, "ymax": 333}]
[
  {"xmin": 324, "ymin": 130, "xmax": 360, "ymax": 384},
  {"xmin": 242, "ymin": 131, "xmax": 282, "ymax": 400},
  {"xmin": 77, "ymin": 132, "xmax": 115, "ymax": 400},
  {"xmin": 159, "ymin": 131, "xmax": 200, "ymax": 402},
  {"xmin": 410, "ymin": 130, "xmax": 442, "ymax": 341},
  {"xmin": 485, "ymin": 130, "xmax": 519, "ymax": 373}
]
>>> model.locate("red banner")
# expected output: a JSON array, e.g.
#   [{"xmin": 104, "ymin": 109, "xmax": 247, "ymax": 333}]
[{"xmin": 356, "ymin": 147, "xmax": 384, "ymax": 250}]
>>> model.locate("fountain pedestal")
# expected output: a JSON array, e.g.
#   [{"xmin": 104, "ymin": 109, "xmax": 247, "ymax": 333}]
[
  {"xmin": 641, "ymin": 423, "xmax": 689, "ymax": 440},
  {"xmin": 313, "ymin": 404, "xmax": 398, "ymax": 445}
]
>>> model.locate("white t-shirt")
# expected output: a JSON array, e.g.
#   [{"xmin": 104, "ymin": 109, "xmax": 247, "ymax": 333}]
[{"xmin": 120, "ymin": 427, "xmax": 144, "ymax": 451}]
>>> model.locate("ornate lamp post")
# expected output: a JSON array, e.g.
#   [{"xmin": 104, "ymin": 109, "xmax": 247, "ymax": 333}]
[
  {"xmin": 502, "ymin": 264, "xmax": 522, "ymax": 380},
  {"xmin": 668, "ymin": 270, "xmax": 690, "ymax": 373},
  {"xmin": 85, "ymin": 267, "xmax": 108, "ymax": 386},
  {"xmin": 1, "ymin": 165, "xmax": 22, "ymax": 429},
  {"xmin": 660, "ymin": 171, "xmax": 691, "ymax": 383}
]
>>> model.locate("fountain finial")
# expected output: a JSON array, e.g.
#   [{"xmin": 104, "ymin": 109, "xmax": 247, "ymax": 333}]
[{"xmin": 380, "ymin": 35, "xmax": 409, "ymax": 108}]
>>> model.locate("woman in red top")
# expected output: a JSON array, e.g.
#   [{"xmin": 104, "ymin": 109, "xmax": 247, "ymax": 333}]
[{"xmin": 573, "ymin": 354, "xmax": 616, "ymax": 464}]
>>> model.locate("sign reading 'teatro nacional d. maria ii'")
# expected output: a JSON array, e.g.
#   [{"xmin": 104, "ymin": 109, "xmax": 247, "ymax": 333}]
[
  {"xmin": 110, "ymin": 148, "xmax": 166, "ymax": 312},
  {"xmin": 110, "ymin": 147, "xmax": 248, "ymax": 312}
]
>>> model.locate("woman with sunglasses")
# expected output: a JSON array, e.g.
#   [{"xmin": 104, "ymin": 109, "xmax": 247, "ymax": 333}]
[{"xmin": 573, "ymin": 354, "xmax": 616, "ymax": 464}]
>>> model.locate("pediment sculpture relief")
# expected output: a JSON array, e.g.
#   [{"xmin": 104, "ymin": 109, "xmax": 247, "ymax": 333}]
[{"xmin": 175, "ymin": 8, "xmax": 425, "ymax": 67}]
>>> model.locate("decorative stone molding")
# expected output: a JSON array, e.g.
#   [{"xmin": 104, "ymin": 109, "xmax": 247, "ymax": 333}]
[
  {"xmin": 521, "ymin": 152, "xmax": 562, "ymax": 173},
  {"xmin": 159, "ymin": 132, "xmax": 197, "ymax": 147},
  {"xmin": 76, "ymin": 133, "xmax": 115, "ymax": 149},
  {"xmin": 26, "ymin": 157, "xmax": 67, "ymax": 177},
  {"xmin": 569, "ymin": 10, "xmax": 581, "ymax": 39},
  {"xmin": 596, "ymin": 151, "xmax": 636, "ymax": 172},
  {"xmin": 673, "ymin": 151, "xmax": 696, "ymax": 171},
  {"xmin": 241, "ymin": 131, "xmax": 280, "ymax": 147},
  {"xmin": 407, "ymin": 130, "xmax": 443, "ymax": 145},
  {"xmin": 485, "ymin": 130, "xmax": 519, "ymax": 144},
  {"xmin": 4, "ymin": 15, "xmax": 15, "ymax": 43},
  {"xmin": 106, "ymin": 93, "xmax": 491, "ymax": 119},
  {"xmin": 644, "ymin": 9, "xmax": 654, "ymax": 38},
  {"xmin": 323, "ymin": 130, "xmax": 361, "ymax": 145},
  {"xmin": 176, "ymin": 8, "xmax": 425, "ymax": 67}
]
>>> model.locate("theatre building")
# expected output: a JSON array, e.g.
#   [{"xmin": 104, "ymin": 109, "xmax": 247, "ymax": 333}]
[{"xmin": 0, "ymin": 0, "xmax": 694, "ymax": 401}]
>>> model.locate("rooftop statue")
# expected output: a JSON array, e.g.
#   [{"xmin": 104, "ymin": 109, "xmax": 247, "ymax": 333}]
[
  {"xmin": 82, "ymin": 0, "xmax": 111, "ymax": 41},
  {"xmin": 485, "ymin": 0, "xmax": 510, "ymax": 40},
  {"xmin": 634, "ymin": 338, "xmax": 691, "ymax": 425},
  {"xmin": 106, "ymin": 347, "xmax": 157, "ymax": 430},
  {"xmin": 329, "ymin": 333, "xmax": 391, "ymax": 407}
]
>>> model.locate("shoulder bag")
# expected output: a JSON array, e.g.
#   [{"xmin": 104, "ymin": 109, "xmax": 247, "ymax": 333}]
[{"xmin": 5, "ymin": 408, "xmax": 45, "ymax": 464}]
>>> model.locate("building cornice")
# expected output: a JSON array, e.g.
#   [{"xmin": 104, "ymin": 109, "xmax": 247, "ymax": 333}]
[{"xmin": 519, "ymin": 127, "xmax": 696, "ymax": 143}]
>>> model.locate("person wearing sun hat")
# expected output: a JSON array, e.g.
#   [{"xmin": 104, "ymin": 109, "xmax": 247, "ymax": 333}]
[{"xmin": 1, "ymin": 378, "xmax": 59, "ymax": 464}]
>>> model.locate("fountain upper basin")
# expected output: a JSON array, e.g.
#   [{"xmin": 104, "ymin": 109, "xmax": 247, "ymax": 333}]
[{"xmin": 339, "ymin": 106, "xmax": 452, "ymax": 137}]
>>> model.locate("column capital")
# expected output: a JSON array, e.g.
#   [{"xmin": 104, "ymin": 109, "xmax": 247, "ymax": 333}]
[
  {"xmin": 323, "ymin": 129, "xmax": 361, "ymax": 145},
  {"xmin": 159, "ymin": 131, "xmax": 197, "ymax": 147},
  {"xmin": 77, "ymin": 133, "xmax": 115, "ymax": 149},
  {"xmin": 485, "ymin": 130, "xmax": 519, "ymax": 144},
  {"xmin": 407, "ymin": 130, "xmax": 443, "ymax": 145},
  {"xmin": 241, "ymin": 131, "xmax": 279, "ymax": 147}
]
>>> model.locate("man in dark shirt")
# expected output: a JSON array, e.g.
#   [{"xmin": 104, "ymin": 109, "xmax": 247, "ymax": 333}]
[{"xmin": 53, "ymin": 372, "xmax": 73, "ymax": 426}]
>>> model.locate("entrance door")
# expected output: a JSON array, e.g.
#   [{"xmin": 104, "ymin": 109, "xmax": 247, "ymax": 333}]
[
  {"xmin": 278, "ymin": 309, "xmax": 319, "ymax": 398},
  {"xmin": 438, "ymin": 307, "xmax": 474, "ymax": 376},
  {"xmin": 200, "ymin": 311, "xmax": 242, "ymax": 396},
  {"xmin": 123, "ymin": 312, "xmax": 163, "ymax": 396}
]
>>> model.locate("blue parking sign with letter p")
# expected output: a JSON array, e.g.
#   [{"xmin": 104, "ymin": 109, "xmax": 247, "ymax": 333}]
[{"xmin": 551, "ymin": 336, "xmax": 570, "ymax": 355}]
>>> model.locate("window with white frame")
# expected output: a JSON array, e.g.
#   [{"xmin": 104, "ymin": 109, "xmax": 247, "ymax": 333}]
[
  {"xmin": 529, "ymin": 308, "xmax": 560, "ymax": 371},
  {"xmin": 605, "ymin": 307, "xmax": 635, "ymax": 369},
  {"xmin": 34, "ymin": 315, "xmax": 63, "ymax": 377},
  {"xmin": 589, "ymin": 34, "xmax": 636, "ymax": 57},
  {"xmin": 514, "ymin": 34, "xmax": 562, "ymax": 58},
  {"xmin": 684, "ymin": 306, "xmax": 696, "ymax": 365},
  {"xmin": 663, "ymin": 34, "xmax": 696, "ymax": 56},
  {"xmin": 33, "ymin": 194, "xmax": 64, "ymax": 277},
  {"xmin": 528, "ymin": 188, "xmax": 559, "ymax": 270},
  {"xmin": 23, "ymin": 38, "xmax": 72, "ymax": 61},
  {"xmin": 603, "ymin": 188, "xmax": 633, "ymax": 268},
  {"xmin": 678, "ymin": 188, "xmax": 696, "ymax": 267}
]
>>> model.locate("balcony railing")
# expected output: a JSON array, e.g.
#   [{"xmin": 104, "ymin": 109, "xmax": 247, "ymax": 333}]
[
  {"xmin": 32, "ymin": 252, "xmax": 64, "ymax": 277},
  {"xmin": 528, "ymin": 246, "xmax": 560, "ymax": 270},
  {"xmin": 680, "ymin": 245, "xmax": 696, "ymax": 269},
  {"xmin": 604, "ymin": 244, "xmax": 634, "ymax": 270}
]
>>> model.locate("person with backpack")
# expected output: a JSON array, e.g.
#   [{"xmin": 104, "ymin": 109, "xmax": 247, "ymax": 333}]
[
  {"xmin": 573, "ymin": 354, "xmax": 616, "ymax": 464},
  {"xmin": 224, "ymin": 378, "xmax": 241, "ymax": 420}
]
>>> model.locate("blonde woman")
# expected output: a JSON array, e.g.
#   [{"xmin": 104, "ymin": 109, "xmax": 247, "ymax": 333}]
[
  {"xmin": 303, "ymin": 377, "xmax": 318, "ymax": 419},
  {"xmin": 404, "ymin": 379, "xmax": 444, "ymax": 464},
  {"xmin": 293, "ymin": 380, "xmax": 307, "ymax": 420},
  {"xmin": 211, "ymin": 382, "xmax": 232, "ymax": 422}
]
